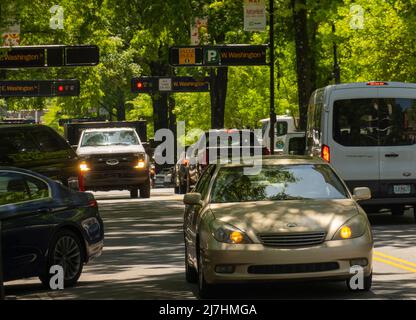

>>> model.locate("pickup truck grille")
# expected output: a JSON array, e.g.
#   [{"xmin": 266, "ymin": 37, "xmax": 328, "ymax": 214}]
[{"xmin": 88, "ymin": 153, "xmax": 138, "ymax": 170}]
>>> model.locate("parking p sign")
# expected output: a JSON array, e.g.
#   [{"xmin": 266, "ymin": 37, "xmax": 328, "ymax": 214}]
[{"xmin": 205, "ymin": 48, "xmax": 220, "ymax": 65}]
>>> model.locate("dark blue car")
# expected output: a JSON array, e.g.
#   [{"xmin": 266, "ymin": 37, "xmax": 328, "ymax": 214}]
[{"xmin": 0, "ymin": 167, "xmax": 104, "ymax": 287}]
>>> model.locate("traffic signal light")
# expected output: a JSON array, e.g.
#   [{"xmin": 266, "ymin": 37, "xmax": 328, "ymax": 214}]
[
  {"xmin": 131, "ymin": 77, "xmax": 155, "ymax": 93},
  {"xmin": 53, "ymin": 80, "xmax": 80, "ymax": 96}
]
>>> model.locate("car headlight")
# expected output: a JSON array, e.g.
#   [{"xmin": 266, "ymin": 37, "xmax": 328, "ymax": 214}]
[
  {"xmin": 332, "ymin": 214, "xmax": 367, "ymax": 240},
  {"xmin": 79, "ymin": 161, "xmax": 90, "ymax": 172},
  {"xmin": 210, "ymin": 220, "xmax": 252, "ymax": 244}
]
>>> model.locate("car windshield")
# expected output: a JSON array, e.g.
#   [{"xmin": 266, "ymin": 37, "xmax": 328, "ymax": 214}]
[
  {"xmin": 81, "ymin": 130, "xmax": 139, "ymax": 147},
  {"xmin": 210, "ymin": 164, "xmax": 349, "ymax": 203}
]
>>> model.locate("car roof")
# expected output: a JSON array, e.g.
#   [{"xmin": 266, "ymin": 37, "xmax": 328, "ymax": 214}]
[
  {"xmin": 0, "ymin": 166, "xmax": 52, "ymax": 180},
  {"xmin": 325, "ymin": 81, "xmax": 416, "ymax": 91},
  {"xmin": 218, "ymin": 155, "xmax": 326, "ymax": 167},
  {"xmin": 83, "ymin": 127, "xmax": 136, "ymax": 132},
  {"xmin": 0, "ymin": 124, "xmax": 45, "ymax": 129}
]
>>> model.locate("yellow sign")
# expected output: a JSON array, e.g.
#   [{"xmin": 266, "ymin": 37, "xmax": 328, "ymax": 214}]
[{"xmin": 179, "ymin": 48, "xmax": 196, "ymax": 65}]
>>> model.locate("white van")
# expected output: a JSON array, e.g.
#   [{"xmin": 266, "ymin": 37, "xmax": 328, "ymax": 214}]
[
  {"xmin": 306, "ymin": 81, "xmax": 416, "ymax": 218},
  {"xmin": 260, "ymin": 115, "xmax": 298, "ymax": 153}
]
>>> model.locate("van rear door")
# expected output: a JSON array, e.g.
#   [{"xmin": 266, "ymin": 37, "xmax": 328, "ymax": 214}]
[
  {"xmin": 329, "ymin": 89, "xmax": 381, "ymax": 195},
  {"xmin": 377, "ymin": 90, "xmax": 416, "ymax": 198}
]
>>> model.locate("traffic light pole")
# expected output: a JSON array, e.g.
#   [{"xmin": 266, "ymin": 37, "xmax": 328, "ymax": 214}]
[{"xmin": 269, "ymin": 0, "xmax": 276, "ymax": 155}]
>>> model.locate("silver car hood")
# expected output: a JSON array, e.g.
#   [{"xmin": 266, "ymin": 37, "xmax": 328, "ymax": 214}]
[{"xmin": 209, "ymin": 199, "xmax": 359, "ymax": 235}]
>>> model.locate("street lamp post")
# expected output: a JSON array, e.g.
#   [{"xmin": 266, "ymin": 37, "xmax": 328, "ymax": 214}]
[{"xmin": 269, "ymin": 0, "xmax": 276, "ymax": 155}]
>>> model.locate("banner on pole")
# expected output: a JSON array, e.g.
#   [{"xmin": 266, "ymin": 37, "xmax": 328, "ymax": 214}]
[
  {"xmin": 2, "ymin": 23, "xmax": 20, "ymax": 46},
  {"xmin": 244, "ymin": 0, "xmax": 266, "ymax": 32}
]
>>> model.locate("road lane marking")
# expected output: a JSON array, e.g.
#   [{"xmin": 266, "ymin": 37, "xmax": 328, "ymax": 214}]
[
  {"xmin": 373, "ymin": 252, "xmax": 416, "ymax": 273},
  {"xmin": 374, "ymin": 251, "xmax": 416, "ymax": 268}
]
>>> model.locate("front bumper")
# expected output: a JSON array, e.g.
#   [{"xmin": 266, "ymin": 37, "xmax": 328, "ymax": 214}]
[
  {"xmin": 201, "ymin": 234, "xmax": 373, "ymax": 284},
  {"xmin": 82, "ymin": 169, "xmax": 149, "ymax": 190}
]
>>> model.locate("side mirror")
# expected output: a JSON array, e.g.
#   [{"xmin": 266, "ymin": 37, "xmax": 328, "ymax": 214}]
[
  {"xmin": 353, "ymin": 187, "xmax": 371, "ymax": 201},
  {"xmin": 183, "ymin": 192, "xmax": 203, "ymax": 206}
]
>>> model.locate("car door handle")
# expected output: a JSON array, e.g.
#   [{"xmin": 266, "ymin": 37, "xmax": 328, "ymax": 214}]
[
  {"xmin": 36, "ymin": 208, "xmax": 51, "ymax": 214},
  {"xmin": 385, "ymin": 153, "xmax": 399, "ymax": 158}
]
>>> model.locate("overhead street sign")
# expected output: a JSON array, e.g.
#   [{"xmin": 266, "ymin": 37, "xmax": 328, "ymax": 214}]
[
  {"xmin": 0, "ymin": 45, "xmax": 99, "ymax": 68},
  {"xmin": 132, "ymin": 77, "xmax": 210, "ymax": 93},
  {"xmin": 204, "ymin": 45, "xmax": 267, "ymax": 66},
  {"xmin": 169, "ymin": 45, "xmax": 267, "ymax": 67},
  {"xmin": 0, "ymin": 80, "xmax": 80, "ymax": 97},
  {"xmin": 169, "ymin": 47, "xmax": 204, "ymax": 67}
]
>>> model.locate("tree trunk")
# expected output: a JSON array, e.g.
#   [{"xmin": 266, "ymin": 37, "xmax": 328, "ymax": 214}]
[
  {"xmin": 292, "ymin": 0, "xmax": 313, "ymax": 131},
  {"xmin": 210, "ymin": 67, "xmax": 228, "ymax": 129}
]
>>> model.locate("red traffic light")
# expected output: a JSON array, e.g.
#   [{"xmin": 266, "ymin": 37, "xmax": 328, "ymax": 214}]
[
  {"xmin": 54, "ymin": 80, "xmax": 80, "ymax": 96},
  {"xmin": 131, "ymin": 78, "xmax": 154, "ymax": 93}
]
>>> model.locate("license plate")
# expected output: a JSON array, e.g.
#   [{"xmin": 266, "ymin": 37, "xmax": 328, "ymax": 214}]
[{"xmin": 393, "ymin": 185, "xmax": 411, "ymax": 194}]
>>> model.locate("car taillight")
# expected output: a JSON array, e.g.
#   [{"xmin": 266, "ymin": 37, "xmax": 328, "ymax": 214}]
[
  {"xmin": 262, "ymin": 146, "xmax": 271, "ymax": 155},
  {"xmin": 367, "ymin": 81, "xmax": 388, "ymax": 86},
  {"xmin": 78, "ymin": 173, "xmax": 85, "ymax": 192},
  {"xmin": 200, "ymin": 149, "xmax": 209, "ymax": 168},
  {"xmin": 88, "ymin": 199, "xmax": 98, "ymax": 208},
  {"xmin": 322, "ymin": 145, "xmax": 330, "ymax": 162}
]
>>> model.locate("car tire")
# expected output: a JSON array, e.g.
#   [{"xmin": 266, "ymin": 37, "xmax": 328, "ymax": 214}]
[
  {"xmin": 179, "ymin": 181, "xmax": 187, "ymax": 194},
  {"xmin": 140, "ymin": 179, "xmax": 151, "ymax": 198},
  {"xmin": 346, "ymin": 272, "xmax": 372, "ymax": 292},
  {"xmin": 40, "ymin": 230, "xmax": 84, "ymax": 288},
  {"xmin": 413, "ymin": 206, "xmax": 416, "ymax": 222},
  {"xmin": 391, "ymin": 206, "xmax": 405, "ymax": 216},
  {"xmin": 198, "ymin": 247, "xmax": 215, "ymax": 299},
  {"xmin": 185, "ymin": 242, "xmax": 198, "ymax": 283},
  {"xmin": 130, "ymin": 188, "xmax": 139, "ymax": 199}
]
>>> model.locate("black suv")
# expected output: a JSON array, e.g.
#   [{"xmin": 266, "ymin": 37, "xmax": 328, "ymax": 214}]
[{"xmin": 0, "ymin": 124, "xmax": 80, "ymax": 188}]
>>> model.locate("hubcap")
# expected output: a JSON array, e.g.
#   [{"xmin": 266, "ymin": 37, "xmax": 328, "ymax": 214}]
[{"xmin": 53, "ymin": 236, "xmax": 81, "ymax": 280}]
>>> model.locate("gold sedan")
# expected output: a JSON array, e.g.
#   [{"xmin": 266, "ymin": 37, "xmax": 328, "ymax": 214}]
[{"xmin": 183, "ymin": 156, "xmax": 373, "ymax": 298}]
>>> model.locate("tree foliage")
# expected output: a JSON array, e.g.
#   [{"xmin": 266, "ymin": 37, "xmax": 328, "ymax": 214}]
[{"xmin": 1, "ymin": 0, "xmax": 416, "ymax": 138}]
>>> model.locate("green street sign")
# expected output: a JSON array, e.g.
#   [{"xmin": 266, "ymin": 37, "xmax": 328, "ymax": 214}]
[
  {"xmin": 204, "ymin": 48, "xmax": 220, "ymax": 65},
  {"xmin": 169, "ymin": 45, "xmax": 268, "ymax": 67}
]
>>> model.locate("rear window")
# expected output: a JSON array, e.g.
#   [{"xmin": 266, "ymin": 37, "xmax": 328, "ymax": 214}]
[
  {"xmin": 32, "ymin": 128, "xmax": 68, "ymax": 152},
  {"xmin": 0, "ymin": 129, "xmax": 39, "ymax": 154},
  {"xmin": 210, "ymin": 164, "xmax": 349, "ymax": 203},
  {"xmin": 333, "ymin": 98, "xmax": 416, "ymax": 146}
]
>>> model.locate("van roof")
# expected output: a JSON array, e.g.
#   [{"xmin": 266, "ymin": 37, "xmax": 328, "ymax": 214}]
[
  {"xmin": 259, "ymin": 115, "xmax": 294, "ymax": 122},
  {"xmin": 327, "ymin": 81, "xmax": 416, "ymax": 90}
]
